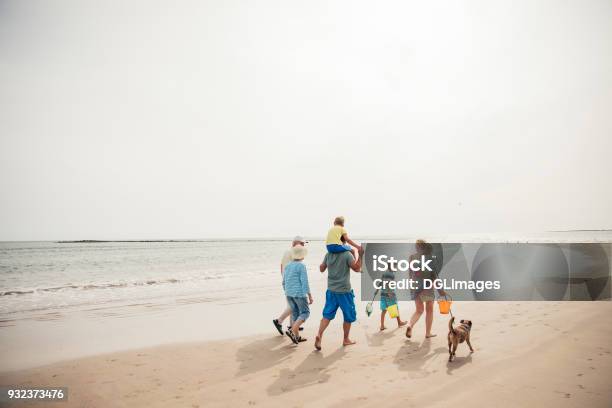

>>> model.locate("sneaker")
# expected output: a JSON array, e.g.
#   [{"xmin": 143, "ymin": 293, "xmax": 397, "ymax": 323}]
[{"xmin": 273, "ymin": 319, "xmax": 283, "ymax": 335}]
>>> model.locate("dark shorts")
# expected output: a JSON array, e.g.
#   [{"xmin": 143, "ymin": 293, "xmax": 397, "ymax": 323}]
[{"xmin": 322, "ymin": 289, "xmax": 357, "ymax": 323}]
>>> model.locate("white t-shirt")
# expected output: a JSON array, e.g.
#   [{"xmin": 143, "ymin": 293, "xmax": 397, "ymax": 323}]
[{"xmin": 281, "ymin": 249, "xmax": 293, "ymax": 274}]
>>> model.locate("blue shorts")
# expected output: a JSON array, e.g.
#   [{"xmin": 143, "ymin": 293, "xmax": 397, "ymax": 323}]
[
  {"xmin": 326, "ymin": 244, "xmax": 352, "ymax": 253},
  {"xmin": 287, "ymin": 296, "xmax": 310, "ymax": 323},
  {"xmin": 380, "ymin": 294, "xmax": 398, "ymax": 311},
  {"xmin": 322, "ymin": 289, "xmax": 357, "ymax": 323}
]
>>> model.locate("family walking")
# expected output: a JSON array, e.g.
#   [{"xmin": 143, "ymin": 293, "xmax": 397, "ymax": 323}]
[{"xmin": 272, "ymin": 217, "xmax": 443, "ymax": 350}]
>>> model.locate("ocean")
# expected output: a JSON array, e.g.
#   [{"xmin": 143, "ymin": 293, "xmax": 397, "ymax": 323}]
[
  {"xmin": 2, "ymin": 232, "xmax": 611, "ymax": 317},
  {"xmin": 0, "ymin": 240, "xmax": 327, "ymax": 317}
]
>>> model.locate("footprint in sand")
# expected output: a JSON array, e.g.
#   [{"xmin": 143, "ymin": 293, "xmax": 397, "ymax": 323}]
[{"xmin": 577, "ymin": 373, "xmax": 583, "ymax": 377}]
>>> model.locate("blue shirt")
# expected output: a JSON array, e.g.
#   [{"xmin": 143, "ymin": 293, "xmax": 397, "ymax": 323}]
[{"xmin": 283, "ymin": 261, "xmax": 310, "ymax": 297}]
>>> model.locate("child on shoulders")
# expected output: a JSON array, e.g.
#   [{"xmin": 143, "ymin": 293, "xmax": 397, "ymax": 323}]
[{"xmin": 325, "ymin": 216, "xmax": 361, "ymax": 258}]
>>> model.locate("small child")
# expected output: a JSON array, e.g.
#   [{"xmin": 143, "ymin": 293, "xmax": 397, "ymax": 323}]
[
  {"xmin": 325, "ymin": 216, "xmax": 361, "ymax": 257},
  {"xmin": 283, "ymin": 245, "xmax": 313, "ymax": 344},
  {"xmin": 380, "ymin": 267, "xmax": 407, "ymax": 331}
]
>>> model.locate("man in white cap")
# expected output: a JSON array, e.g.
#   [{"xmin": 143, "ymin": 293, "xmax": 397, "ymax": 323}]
[{"xmin": 273, "ymin": 235, "xmax": 306, "ymax": 335}]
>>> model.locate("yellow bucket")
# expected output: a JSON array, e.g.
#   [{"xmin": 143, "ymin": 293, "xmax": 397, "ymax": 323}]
[
  {"xmin": 387, "ymin": 304, "xmax": 399, "ymax": 318},
  {"xmin": 437, "ymin": 295, "xmax": 452, "ymax": 315}
]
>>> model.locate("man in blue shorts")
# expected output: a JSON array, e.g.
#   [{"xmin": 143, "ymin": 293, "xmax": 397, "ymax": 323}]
[{"xmin": 314, "ymin": 246, "xmax": 364, "ymax": 350}]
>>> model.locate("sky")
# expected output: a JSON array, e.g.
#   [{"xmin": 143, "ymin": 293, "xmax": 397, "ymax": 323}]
[{"xmin": 1, "ymin": 0, "xmax": 611, "ymax": 241}]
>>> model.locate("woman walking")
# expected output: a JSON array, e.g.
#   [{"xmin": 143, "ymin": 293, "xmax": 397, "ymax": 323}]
[{"xmin": 405, "ymin": 239, "xmax": 445, "ymax": 339}]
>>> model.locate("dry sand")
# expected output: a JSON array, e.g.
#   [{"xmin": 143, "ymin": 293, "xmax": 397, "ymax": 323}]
[{"xmin": 1, "ymin": 301, "xmax": 611, "ymax": 407}]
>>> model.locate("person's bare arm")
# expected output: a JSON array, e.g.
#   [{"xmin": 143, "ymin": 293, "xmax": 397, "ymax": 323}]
[
  {"xmin": 349, "ymin": 247, "xmax": 365, "ymax": 272},
  {"xmin": 342, "ymin": 233, "xmax": 362, "ymax": 250},
  {"xmin": 280, "ymin": 264, "xmax": 283, "ymax": 275},
  {"xmin": 320, "ymin": 262, "xmax": 327, "ymax": 273}
]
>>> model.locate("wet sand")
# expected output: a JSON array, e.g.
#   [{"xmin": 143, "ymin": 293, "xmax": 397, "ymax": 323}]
[{"xmin": 1, "ymin": 301, "xmax": 611, "ymax": 407}]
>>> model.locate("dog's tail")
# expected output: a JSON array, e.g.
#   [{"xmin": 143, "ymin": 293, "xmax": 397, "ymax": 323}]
[{"xmin": 448, "ymin": 316, "xmax": 456, "ymax": 334}]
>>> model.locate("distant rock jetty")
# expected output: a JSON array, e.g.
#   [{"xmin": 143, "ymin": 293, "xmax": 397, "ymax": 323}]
[{"xmin": 57, "ymin": 240, "xmax": 199, "ymax": 243}]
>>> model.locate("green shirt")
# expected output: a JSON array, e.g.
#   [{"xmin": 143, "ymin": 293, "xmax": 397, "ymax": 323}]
[{"xmin": 323, "ymin": 251, "xmax": 354, "ymax": 293}]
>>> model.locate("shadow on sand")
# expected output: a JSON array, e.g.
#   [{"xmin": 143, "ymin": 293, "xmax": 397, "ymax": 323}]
[
  {"xmin": 393, "ymin": 338, "xmax": 447, "ymax": 378},
  {"xmin": 365, "ymin": 327, "xmax": 398, "ymax": 347},
  {"xmin": 235, "ymin": 336, "xmax": 294, "ymax": 377},
  {"xmin": 266, "ymin": 347, "xmax": 347, "ymax": 396},
  {"xmin": 446, "ymin": 353, "xmax": 473, "ymax": 375}
]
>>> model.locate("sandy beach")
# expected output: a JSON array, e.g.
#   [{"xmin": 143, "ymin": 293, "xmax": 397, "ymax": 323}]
[
  {"xmin": 2, "ymin": 0, "xmax": 612, "ymax": 405},
  {"xmin": 2, "ymin": 300, "xmax": 611, "ymax": 407}
]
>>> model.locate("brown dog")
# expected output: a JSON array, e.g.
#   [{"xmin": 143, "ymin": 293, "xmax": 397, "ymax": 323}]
[{"xmin": 447, "ymin": 316, "xmax": 474, "ymax": 362}]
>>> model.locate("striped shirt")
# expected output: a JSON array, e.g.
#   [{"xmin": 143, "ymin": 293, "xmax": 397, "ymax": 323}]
[{"xmin": 283, "ymin": 261, "xmax": 310, "ymax": 297}]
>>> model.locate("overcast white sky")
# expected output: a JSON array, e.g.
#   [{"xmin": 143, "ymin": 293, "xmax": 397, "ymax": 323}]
[{"xmin": 1, "ymin": 0, "xmax": 611, "ymax": 241}]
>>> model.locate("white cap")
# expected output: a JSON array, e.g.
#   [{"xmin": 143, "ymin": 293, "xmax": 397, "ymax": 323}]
[{"xmin": 293, "ymin": 235, "xmax": 306, "ymax": 243}]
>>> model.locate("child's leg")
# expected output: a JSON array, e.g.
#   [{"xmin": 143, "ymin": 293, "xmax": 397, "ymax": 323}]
[
  {"xmin": 380, "ymin": 309, "xmax": 387, "ymax": 330},
  {"xmin": 291, "ymin": 319, "xmax": 305, "ymax": 335}
]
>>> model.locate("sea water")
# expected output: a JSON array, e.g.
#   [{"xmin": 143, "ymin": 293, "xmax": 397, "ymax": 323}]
[
  {"xmin": 2, "ymin": 232, "xmax": 610, "ymax": 317},
  {"xmin": 0, "ymin": 240, "xmax": 327, "ymax": 317}
]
